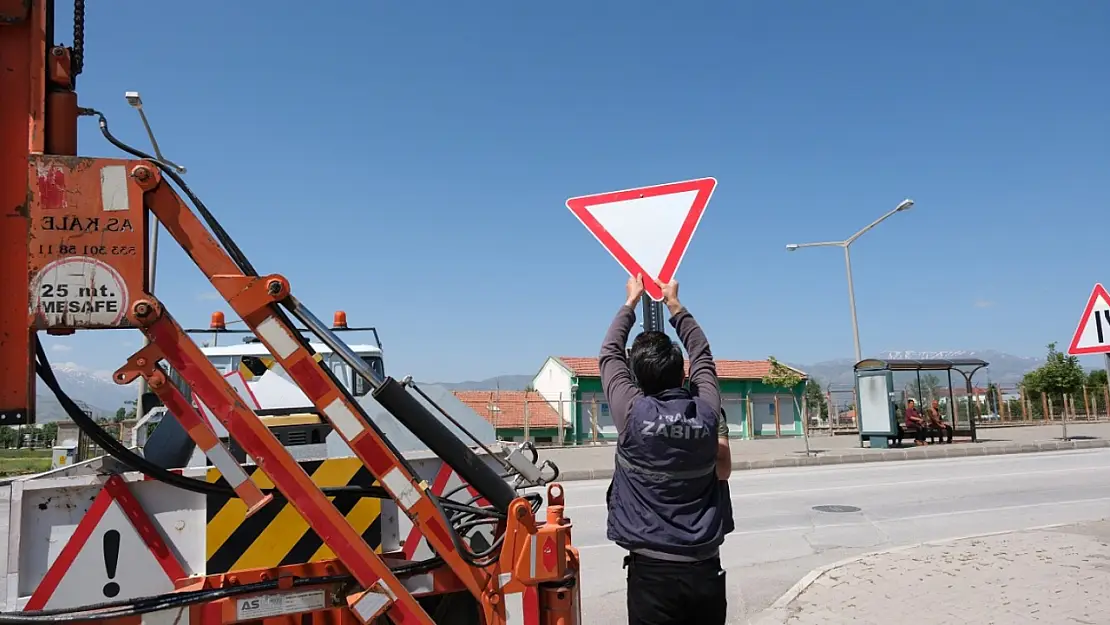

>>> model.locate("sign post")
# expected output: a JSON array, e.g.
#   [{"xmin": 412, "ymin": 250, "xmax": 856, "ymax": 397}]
[
  {"xmin": 1066, "ymin": 283, "xmax": 1110, "ymax": 438},
  {"xmin": 566, "ymin": 177, "xmax": 717, "ymax": 333}
]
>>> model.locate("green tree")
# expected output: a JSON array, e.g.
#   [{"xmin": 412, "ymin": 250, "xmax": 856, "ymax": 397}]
[
  {"xmin": 1023, "ymin": 342, "xmax": 1085, "ymax": 398},
  {"xmin": 905, "ymin": 373, "xmax": 943, "ymax": 402},
  {"xmin": 804, "ymin": 378, "xmax": 829, "ymax": 420},
  {"xmin": 986, "ymin": 382, "xmax": 999, "ymax": 415},
  {"xmin": 762, "ymin": 356, "xmax": 812, "ymax": 456},
  {"xmin": 115, "ymin": 407, "xmax": 127, "ymax": 422},
  {"xmin": 0, "ymin": 426, "xmax": 15, "ymax": 449},
  {"xmin": 1087, "ymin": 369, "xmax": 1107, "ymax": 389},
  {"xmin": 40, "ymin": 422, "xmax": 58, "ymax": 446}
]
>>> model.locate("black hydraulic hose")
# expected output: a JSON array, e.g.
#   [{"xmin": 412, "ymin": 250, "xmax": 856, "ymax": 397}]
[
  {"xmin": 35, "ymin": 343, "xmax": 404, "ymax": 502},
  {"xmin": 70, "ymin": 110, "xmax": 513, "ymax": 555},
  {"xmin": 373, "ymin": 377, "xmax": 517, "ymax": 514},
  {"xmin": 0, "ymin": 556, "xmax": 446, "ymax": 621},
  {"xmin": 37, "ymin": 339, "xmax": 511, "ymax": 523},
  {"xmin": 84, "ymin": 108, "xmax": 259, "ymax": 277}
]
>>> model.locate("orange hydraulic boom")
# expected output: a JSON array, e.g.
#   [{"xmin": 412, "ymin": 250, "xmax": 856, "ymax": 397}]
[{"xmin": 0, "ymin": 1, "xmax": 581, "ymax": 623}]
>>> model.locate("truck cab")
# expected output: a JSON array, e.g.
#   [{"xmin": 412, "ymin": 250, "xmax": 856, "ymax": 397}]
[{"xmin": 163, "ymin": 312, "xmax": 387, "ymax": 462}]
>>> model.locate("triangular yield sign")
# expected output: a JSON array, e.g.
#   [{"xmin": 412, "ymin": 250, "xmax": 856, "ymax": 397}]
[
  {"xmin": 1068, "ymin": 283, "xmax": 1110, "ymax": 355},
  {"xmin": 566, "ymin": 177, "xmax": 717, "ymax": 301},
  {"xmin": 24, "ymin": 475, "xmax": 187, "ymax": 611}
]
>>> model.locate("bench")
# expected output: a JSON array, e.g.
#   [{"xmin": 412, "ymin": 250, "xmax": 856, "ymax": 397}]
[{"xmin": 891, "ymin": 423, "xmax": 962, "ymax": 447}]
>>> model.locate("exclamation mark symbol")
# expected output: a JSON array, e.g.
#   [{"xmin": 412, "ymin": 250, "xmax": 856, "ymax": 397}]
[{"xmin": 102, "ymin": 529, "xmax": 121, "ymax": 598}]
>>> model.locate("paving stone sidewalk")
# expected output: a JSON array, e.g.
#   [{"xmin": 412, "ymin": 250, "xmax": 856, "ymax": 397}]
[{"xmin": 755, "ymin": 521, "xmax": 1110, "ymax": 625}]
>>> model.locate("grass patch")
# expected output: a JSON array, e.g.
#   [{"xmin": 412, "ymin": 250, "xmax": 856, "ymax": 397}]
[
  {"xmin": 0, "ymin": 448, "xmax": 51, "ymax": 459},
  {"xmin": 0, "ymin": 456, "xmax": 51, "ymax": 476}
]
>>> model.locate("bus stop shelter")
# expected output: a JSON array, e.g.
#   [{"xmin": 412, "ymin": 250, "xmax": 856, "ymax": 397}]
[{"xmin": 854, "ymin": 358, "xmax": 989, "ymax": 448}]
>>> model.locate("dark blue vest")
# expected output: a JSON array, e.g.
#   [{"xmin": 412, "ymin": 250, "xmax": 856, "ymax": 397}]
[{"xmin": 606, "ymin": 388, "xmax": 734, "ymax": 559}]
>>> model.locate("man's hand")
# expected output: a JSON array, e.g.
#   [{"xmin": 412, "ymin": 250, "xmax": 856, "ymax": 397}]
[
  {"xmin": 655, "ymin": 279, "xmax": 683, "ymax": 315},
  {"xmin": 625, "ymin": 274, "xmax": 644, "ymax": 308}
]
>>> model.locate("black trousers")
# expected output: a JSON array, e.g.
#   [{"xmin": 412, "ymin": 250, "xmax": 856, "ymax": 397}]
[
  {"xmin": 624, "ymin": 553, "xmax": 727, "ymax": 625},
  {"xmin": 930, "ymin": 424, "xmax": 953, "ymax": 444}
]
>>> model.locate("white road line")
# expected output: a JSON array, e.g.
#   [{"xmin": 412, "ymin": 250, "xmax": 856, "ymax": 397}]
[
  {"xmin": 565, "ymin": 464, "xmax": 1108, "ymax": 511},
  {"xmin": 550, "ymin": 448, "xmax": 1110, "ymax": 495},
  {"xmin": 573, "ymin": 495, "xmax": 1110, "ymax": 551}
]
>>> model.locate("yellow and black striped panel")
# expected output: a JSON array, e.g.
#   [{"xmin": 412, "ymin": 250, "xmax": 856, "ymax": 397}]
[{"xmin": 205, "ymin": 458, "xmax": 382, "ymax": 574}]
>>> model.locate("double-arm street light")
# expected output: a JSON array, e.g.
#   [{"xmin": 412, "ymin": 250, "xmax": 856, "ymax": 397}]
[{"xmin": 786, "ymin": 199, "xmax": 915, "ymax": 364}]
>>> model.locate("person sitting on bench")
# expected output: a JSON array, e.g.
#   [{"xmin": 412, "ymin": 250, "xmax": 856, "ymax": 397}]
[
  {"xmin": 927, "ymin": 399, "xmax": 953, "ymax": 444},
  {"xmin": 903, "ymin": 399, "xmax": 927, "ymax": 446}
]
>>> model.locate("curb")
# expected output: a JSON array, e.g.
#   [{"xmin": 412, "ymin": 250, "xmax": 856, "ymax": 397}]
[
  {"xmin": 751, "ymin": 522, "xmax": 1076, "ymax": 624},
  {"xmin": 552, "ymin": 438, "xmax": 1110, "ymax": 482}
]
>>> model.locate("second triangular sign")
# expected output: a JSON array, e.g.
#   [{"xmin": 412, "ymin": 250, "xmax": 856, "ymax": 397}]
[
  {"xmin": 1068, "ymin": 283, "xmax": 1110, "ymax": 355},
  {"xmin": 24, "ymin": 475, "xmax": 187, "ymax": 611},
  {"xmin": 567, "ymin": 177, "xmax": 716, "ymax": 301}
]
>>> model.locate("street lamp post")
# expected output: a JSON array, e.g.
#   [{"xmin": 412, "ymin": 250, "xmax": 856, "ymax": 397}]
[
  {"xmin": 786, "ymin": 199, "xmax": 915, "ymax": 364},
  {"xmin": 126, "ymin": 92, "xmax": 187, "ymax": 415}
]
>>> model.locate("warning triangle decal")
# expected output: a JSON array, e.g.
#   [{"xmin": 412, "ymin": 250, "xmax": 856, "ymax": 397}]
[
  {"xmin": 25, "ymin": 475, "xmax": 187, "ymax": 611},
  {"xmin": 1068, "ymin": 283, "xmax": 1110, "ymax": 355},
  {"xmin": 566, "ymin": 178, "xmax": 716, "ymax": 301}
]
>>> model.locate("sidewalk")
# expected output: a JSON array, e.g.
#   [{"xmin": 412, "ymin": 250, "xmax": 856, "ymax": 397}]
[
  {"xmin": 753, "ymin": 520, "xmax": 1110, "ymax": 624},
  {"xmin": 543, "ymin": 422, "xmax": 1110, "ymax": 481}
]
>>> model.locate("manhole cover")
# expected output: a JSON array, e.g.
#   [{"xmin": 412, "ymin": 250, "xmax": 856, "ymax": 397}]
[{"xmin": 812, "ymin": 505, "xmax": 861, "ymax": 513}]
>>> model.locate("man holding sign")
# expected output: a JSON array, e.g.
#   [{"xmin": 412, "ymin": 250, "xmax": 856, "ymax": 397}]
[{"xmin": 599, "ymin": 274, "xmax": 734, "ymax": 625}]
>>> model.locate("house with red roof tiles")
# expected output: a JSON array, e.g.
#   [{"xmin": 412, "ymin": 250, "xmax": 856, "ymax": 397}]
[
  {"xmin": 452, "ymin": 390, "xmax": 568, "ymax": 444},
  {"xmin": 530, "ymin": 356, "xmax": 808, "ymax": 443}
]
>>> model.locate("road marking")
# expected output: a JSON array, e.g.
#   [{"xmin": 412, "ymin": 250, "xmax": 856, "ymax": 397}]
[
  {"xmin": 564, "ymin": 463, "xmax": 1109, "ymax": 511},
  {"xmin": 573, "ymin": 495, "xmax": 1110, "ymax": 551},
  {"xmin": 549, "ymin": 448, "xmax": 1110, "ymax": 494}
]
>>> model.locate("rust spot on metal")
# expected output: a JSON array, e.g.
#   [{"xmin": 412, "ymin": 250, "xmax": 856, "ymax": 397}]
[{"xmin": 35, "ymin": 164, "xmax": 65, "ymax": 210}]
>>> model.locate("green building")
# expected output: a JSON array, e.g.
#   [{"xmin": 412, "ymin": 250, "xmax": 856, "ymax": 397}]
[{"xmin": 530, "ymin": 357, "xmax": 808, "ymax": 444}]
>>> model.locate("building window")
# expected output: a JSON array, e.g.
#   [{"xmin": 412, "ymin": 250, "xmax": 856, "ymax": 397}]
[
  {"xmin": 578, "ymin": 392, "xmax": 613, "ymax": 436},
  {"xmin": 722, "ymin": 393, "xmax": 745, "ymax": 434}
]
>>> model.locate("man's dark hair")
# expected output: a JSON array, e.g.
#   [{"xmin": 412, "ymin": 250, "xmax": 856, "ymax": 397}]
[{"xmin": 629, "ymin": 331, "xmax": 685, "ymax": 396}]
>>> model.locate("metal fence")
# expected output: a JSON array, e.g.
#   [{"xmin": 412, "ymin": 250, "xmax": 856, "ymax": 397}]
[
  {"xmin": 981, "ymin": 384, "xmax": 1110, "ymax": 424},
  {"xmin": 799, "ymin": 383, "xmax": 1110, "ymax": 435},
  {"xmin": 464, "ymin": 394, "xmax": 813, "ymax": 445},
  {"xmin": 0, "ymin": 425, "xmax": 57, "ymax": 450}
]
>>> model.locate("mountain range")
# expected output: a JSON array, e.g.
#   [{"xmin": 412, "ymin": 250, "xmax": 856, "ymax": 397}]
[{"xmin": 27, "ymin": 350, "xmax": 1051, "ymax": 422}]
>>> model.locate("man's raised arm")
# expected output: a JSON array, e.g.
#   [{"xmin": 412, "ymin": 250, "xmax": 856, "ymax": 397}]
[
  {"xmin": 661, "ymin": 282, "xmax": 722, "ymax": 415},
  {"xmin": 599, "ymin": 276, "xmax": 646, "ymax": 433}
]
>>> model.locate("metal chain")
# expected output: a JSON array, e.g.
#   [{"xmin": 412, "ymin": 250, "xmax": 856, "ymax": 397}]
[{"xmin": 72, "ymin": 0, "xmax": 85, "ymax": 76}]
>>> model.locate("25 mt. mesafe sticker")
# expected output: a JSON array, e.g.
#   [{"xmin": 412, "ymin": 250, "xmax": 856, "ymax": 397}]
[{"xmin": 30, "ymin": 256, "xmax": 129, "ymax": 327}]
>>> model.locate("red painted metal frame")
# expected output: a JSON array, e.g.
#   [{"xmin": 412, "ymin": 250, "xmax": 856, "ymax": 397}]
[
  {"xmin": 5, "ymin": 0, "xmax": 582, "ymax": 620},
  {"xmin": 131, "ymin": 302, "xmax": 430, "ymax": 623},
  {"xmin": 133, "ymin": 165, "xmax": 492, "ymax": 601}
]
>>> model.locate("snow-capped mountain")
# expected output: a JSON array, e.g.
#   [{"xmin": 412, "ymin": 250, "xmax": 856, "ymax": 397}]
[
  {"xmin": 34, "ymin": 362, "xmax": 134, "ymax": 422},
  {"xmin": 797, "ymin": 349, "xmax": 1045, "ymax": 389}
]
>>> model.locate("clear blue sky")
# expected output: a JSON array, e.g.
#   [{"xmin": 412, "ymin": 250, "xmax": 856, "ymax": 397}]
[{"xmin": 42, "ymin": 0, "xmax": 1110, "ymax": 382}]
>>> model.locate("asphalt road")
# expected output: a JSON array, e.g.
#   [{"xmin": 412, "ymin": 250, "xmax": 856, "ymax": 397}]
[{"xmin": 551, "ymin": 448, "xmax": 1110, "ymax": 624}]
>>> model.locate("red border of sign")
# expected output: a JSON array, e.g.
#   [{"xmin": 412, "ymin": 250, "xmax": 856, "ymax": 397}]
[
  {"xmin": 566, "ymin": 177, "xmax": 717, "ymax": 301},
  {"xmin": 24, "ymin": 474, "xmax": 188, "ymax": 610},
  {"xmin": 402, "ymin": 464, "xmax": 487, "ymax": 560},
  {"xmin": 1068, "ymin": 283, "xmax": 1110, "ymax": 355}
]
